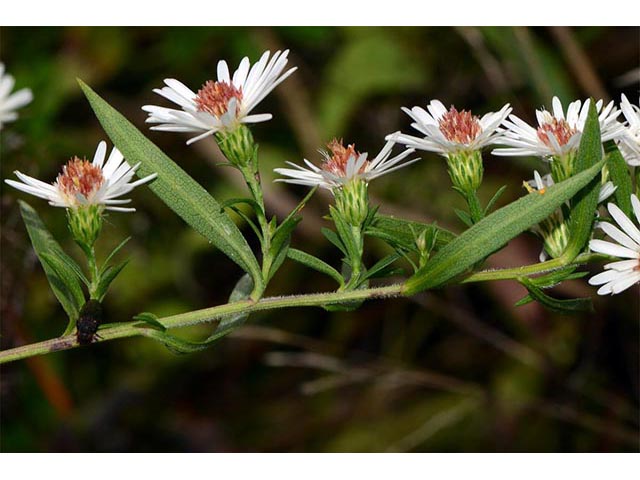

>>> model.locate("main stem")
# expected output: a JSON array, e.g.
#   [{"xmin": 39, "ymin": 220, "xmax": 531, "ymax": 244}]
[{"xmin": 0, "ymin": 284, "xmax": 403, "ymax": 365}]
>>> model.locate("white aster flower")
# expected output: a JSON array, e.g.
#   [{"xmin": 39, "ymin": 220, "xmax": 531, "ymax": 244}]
[
  {"xmin": 5, "ymin": 141, "xmax": 157, "ymax": 212},
  {"xmin": 0, "ymin": 62, "xmax": 33, "ymax": 130},
  {"xmin": 389, "ymin": 100, "xmax": 512, "ymax": 154},
  {"xmin": 617, "ymin": 94, "xmax": 640, "ymax": 166},
  {"xmin": 588, "ymin": 194, "xmax": 640, "ymax": 295},
  {"xmin": 274, "ymin": 137, "xmax": 417, "ymax": 191},
  {"xmin": 142, "ymin": 50, "xmax": 296, "ymax": 145},
  {"xmin": 493, "ymin": 96, "xmax": 624, "ymax": 159}
]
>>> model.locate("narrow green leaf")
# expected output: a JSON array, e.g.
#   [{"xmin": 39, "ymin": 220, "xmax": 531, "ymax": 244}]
[
  {"xmin": 220, "ymin": 197, "xmax": 263, "ymax": 213},
  {"xmin": 19, "ymin": 201, "xmax": 85, "ymax": 328},
  {"xmin": 78, "ymin": 80, "xmax": 262, "ymax": 292},
  {"xmin": 43, "ymin": 250, "xmax": 89, "ymax": 287},
  {"xmin": 366, "ymin": 215, "xmax": 456, "ymax": 253},
  {"xmin": 485, "ymin": 185, "xmax": 508, "ymax": 214},
  {"xmin": 363, "ymin": 252, "xmax": 403, "ymax": 281},
  {"xmin": 454, "ymin": 208, "xmax": 473, "ymax": 227},
  {"xmin": 267, "ymin": 219, "xmax": 300, "ymax": 281},
  {"xmin": 287, "ymin": 248, "xmax": 344, "ymax": 286},
  {"xmin": 321, "ymin": 228, "xmax": 346, "ymax": 255},
  {"xmin": 95, "ymin": 259, "xmax": 129, "ymax": 301},
  {"xmin": 99, "ymin": 236, "xmax": 130, "ymax": 276},
  {"xmin": 520, "ymin": 277, "xmax": 593, "ymax": 314},
  {"xmin": 563, "ymin": 99, "xmax": 603, "ymax": 260},
  {"xmin": 273, "ymin": 186, "xmax": 318, "ymax": 239},
  {"xmin": 403, "ymin": 159, "xmax": 605, "ymax": 295},
  {"xmin": 605, "ymin": 140, "xmax": 633, "ymax": 217},
  {"xmin": 133, "ymin": 312, "xmax": 166, "ymax": 331}
]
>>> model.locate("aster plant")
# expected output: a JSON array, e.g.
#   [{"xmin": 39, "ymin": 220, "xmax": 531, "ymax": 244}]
[{"xmin": 1, "ymin": 49, "xmax": 638, "ymax": 364}]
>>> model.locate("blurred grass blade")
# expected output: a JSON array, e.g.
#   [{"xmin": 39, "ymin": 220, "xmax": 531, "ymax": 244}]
[
  {"xmin": 78, "ymin": 80, "xmax": 263, "ymax": 293},
  {"xmin": 563, "ymin": 99, "xmax": 603, "ymax": 260},
  {"xmin": 404, "ymin": 159, "xmax": 605, "ymax": 295},
  {"xmin": 605, "ymin": 140, "xmax": 633, "ymax": 217},
  {"xmin": 19, "ymin": 201, "xmax": 85, "ymax": 332}
]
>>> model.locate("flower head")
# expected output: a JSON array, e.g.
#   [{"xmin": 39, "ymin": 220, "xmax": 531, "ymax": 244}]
[
  {"xmin": 390, "ymin": 100, "xmax": 512, "ymax": 154},
  {"xmin": 274, "ymin": 136, "xmax": 417, "ymax": 191},
  {"xmin": 493, "ymin": 97, "xmax": 624, "ymax": 159},
  {"xmin": 0, "ymin": 62, "xmax": 33, "ymax": 130},
  {"xmin": 588, "ymin": 194, "xmax": 640, "ymax": 295},
  {"xmin": 5, "ymin": 141, "xmax": 157, "ymax": 212},
  {"xmin": 142, "ymin": 50, "xmax": 296, "ymax": 145},
  {"xmin": 618, "ymin": 94, "xmax": 640, "ymax": 166}
]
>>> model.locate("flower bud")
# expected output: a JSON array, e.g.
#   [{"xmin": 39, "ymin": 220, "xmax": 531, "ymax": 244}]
[
  {"xmin": 445, "ymin": 150, "xmax": 484, "ymax": 194},
  {"xmin": 334, "ymin": 178, "xmax": 369, "ymax": 228},
  {"xmin": 215, "ymin": 124, "xmax": 256, "ymax": 169},
  {"xmin": 67, "ymin": 204, "xmax": 103, "ymax": 250}
]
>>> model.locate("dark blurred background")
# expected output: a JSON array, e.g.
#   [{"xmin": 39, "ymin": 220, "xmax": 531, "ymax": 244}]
[{"xmin": 1, "ymin": 26, "xmax": 638, "ymax": 452}]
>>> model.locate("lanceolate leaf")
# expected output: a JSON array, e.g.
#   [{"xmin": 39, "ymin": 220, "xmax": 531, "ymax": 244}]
[
  {"xmin": 287, "ymin": 248, "xmax": 344, "ymax": 286},
  {"xmin": 403, "ymin": 159, "xmax": 605, "ymax": 295},
  {"xmin": 19, "ymin": 201, "xmax": 85, "ymax": 332},
  {"xmin": 564, "ymin": 99, "xmax": 603, "ymax": 260},
  {"xmin": 605, "ymin": 140, "xmax": 633, "ymax": 218},
  {"xmin": 78, "ymin": 80, "xmax": 262, "ymax": 293}
]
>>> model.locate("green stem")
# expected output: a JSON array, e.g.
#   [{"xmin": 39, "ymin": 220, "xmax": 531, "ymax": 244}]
[
  {"xmin": 0, "ymin": 284, "xmax": 404, "ymax": 365},
  {"xmin": 465, "ymin": 190, "xmax": 484, "ymax": 224},
  {"xmin": 237, "ymin": 163, "xmax": 271, "ymax": 297},
  {"xmin": 463, "ymin": 252, "xmax": 604, "ymax": 283}
]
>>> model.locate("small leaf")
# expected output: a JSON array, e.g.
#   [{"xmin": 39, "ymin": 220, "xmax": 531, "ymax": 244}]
[
  {"xmin": 519, "ymin": 277, "xmax": 593, "ymax": 314},
  {"xmin": 19, "ymin": 201, "xmax": 85, "ymax": 332},
  {"xmin": 220, "ymin": 197, "xmax": 263, "ymax": 214},
  {"xmin": 321, "ymin": 227, "xmax": 346, "ymax": 255},
  {"xmin": 95, "ymin": 259, "xmax": 129, "ymax": 302},
  {"xmin": 485, "ymin": 185, "xmax": 508, "ymax": 214},
  {"xmin": 403, "ymin": 159, "xmax": 606, "ymax": 295},
  {"xmin": 133, "ymin": 312, "xmax": 166, "ymax": 331},
  {"xmin": 454, "ymin": 208, "xmax": 473, "ymax": 227},
  {"xmin": 362, "ymin": 252, "xmax": 403, "ymax": 281},
  {"xmin": 99, "ymin": 237, "xmax": 131, "ymax": 276},
  {"xmin": 287, "ymin": 248, "xmax": 344, "ymax": 286},
  {"xmin": 79, "ymin": 80, "xmax": 263, "ymax": 294},
  {"xmin": 605, "ymin": 140, "xmax": 633, "ymax": 218}
]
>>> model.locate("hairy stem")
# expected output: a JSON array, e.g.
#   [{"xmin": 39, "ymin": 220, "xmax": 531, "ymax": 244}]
[
  {"xmin": 0, "ymin": 284, "xmax": 404, "ymax": 365},
  {"xmin": 462, "ymin": 252, "xmax": 604, "ymax": 283}
]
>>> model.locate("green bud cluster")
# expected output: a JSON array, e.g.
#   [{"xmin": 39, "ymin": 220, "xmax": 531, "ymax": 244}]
[
  {"xmin": 67, "ymin": 204, "xmax": 104, "ymax": 251},
  {"xmin": 334, "ymin": 179, "xmax": 369, "ymax": 228},
  {"xmin": 445, "ymin": 150, "xmax": 484, "ymax": 194},
  {"xmin": 215, "ymin": 125, "xmax": 256, "ymax": 169},
  {"xmin": 534, "ymin": 210, "xmax": 570, "ymax": 259}
]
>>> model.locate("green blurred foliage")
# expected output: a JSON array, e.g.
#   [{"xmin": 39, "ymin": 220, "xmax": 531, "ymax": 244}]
[{"xmin": 1, "ymin": 26, "xmax": 638, "ymax": 452}]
